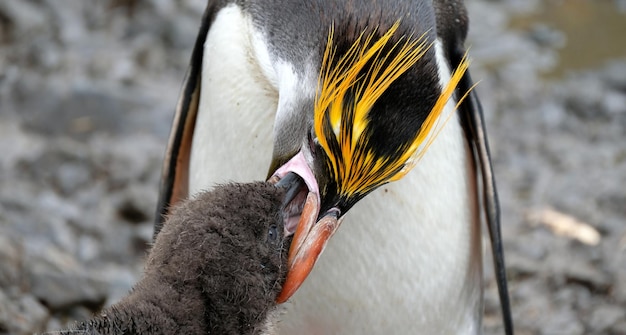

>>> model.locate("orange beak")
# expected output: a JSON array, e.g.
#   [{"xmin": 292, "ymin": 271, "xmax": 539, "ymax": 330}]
[
  {"xmin": 276, "ymin": 192, "xmax": 341, "ymax": 303},
  {"xmin": 271, "ymin": 169, "xmax": 342, "ymax": 304}
]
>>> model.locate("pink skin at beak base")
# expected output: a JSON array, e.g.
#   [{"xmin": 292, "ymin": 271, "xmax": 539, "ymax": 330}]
[{"xmin": 271, "ymin": 151, "xmax": 320, "ymax": 207}]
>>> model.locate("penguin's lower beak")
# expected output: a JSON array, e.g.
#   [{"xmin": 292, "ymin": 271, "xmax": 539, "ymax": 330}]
[{"xmin": 270, "ymin": 154, "xmax": 342, "ymax": 303}]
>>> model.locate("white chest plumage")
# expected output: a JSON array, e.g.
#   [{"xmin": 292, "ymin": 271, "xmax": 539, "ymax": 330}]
[
  {"xmin": 190, "ymin": 5, "xmax": 277, "ymax": 191},
  {"xmin": 190, "ymin": 5, "xmax": 483, "ymax": 334}
]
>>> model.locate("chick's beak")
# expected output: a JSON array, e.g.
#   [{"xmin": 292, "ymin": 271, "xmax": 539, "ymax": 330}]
[{"xmin": 270, "ymin": 154, "xmax": 343, "ymax": 303}]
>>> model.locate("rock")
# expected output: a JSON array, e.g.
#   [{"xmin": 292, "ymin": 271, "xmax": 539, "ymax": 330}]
[
  {"xmin": 505, "ymin": 253, "xmax": 540, "ymax": 279},
  {"xmin": 115, "ymin": 184, "xmax": 156, "ymax": 225},
  {"xmin": 539, "ymin": 307, "xmax": 584, "ymax": 335},
  {"xmin": 538, "ymin": 101, "xmax": 567, "ymax": 130},
  {"xmin": 0, "ymin": 234, "xmax": 23, "ymax": 289},
  {"xmin": 602, "ymin": 91, "xmax": 626, "ymax": 117},
  {"xmin": 0, "ymin": 0, "xmax": 48, "ymax": 40},
  {"xmin": 597, "ymin": 193, "xmax": 626, "ymax": 219},
  {"xmin": 45, "ymin": 318, "xmax": 64, "ymax": 334},
  {"xmin": 8, "ymin": 193, "xmax": 81, "ymax": 255},
  {"xmin": 91, "ymin": 263, "xmax": 140, "ymax": 307},
  {"xmin": 161, "ymin": 14, "xmax": 198, "ymax": 49},
  {"xmin": 563, "ymin": 265, "xmax": 611, "ymax": 293},
  {"xmin": 512, "ymin": 281, "xmax": 552, "ymax": 332},
  {"xmin": 553, "ymin": 285, "xmax": 592, "ymax": 311},
  {"xmin": 30, "ymin": 269, "xmax": 107, "ymax": 311},
  {"xmin": 612, "ymin": 320, "xmax": 626, "ymax": 334},
  {"xmin": 64, "ymin": 305, "xmax": 94, "ymax": 325},
  {"xmin": 547, "ymin": 252, "xmax": 611, "ymax": 293},
  {"xmin": 614, "ymin": 270, "xmax": 626, "ymax": 305},
  {"xmin": 76, "ymin": 235, "xmax": 101, "ymax": 263},
  {"xmin": 587, "ymin": 304, "xmax": 625, "ymax": 333},
  {"xmin": 20, "ymin": 89, "xmax": 128, "ymax": 138},
  {"xmin": 528, "ymin": 23, "xmax": 566, "ymax": 48},
  {"xmin": 98, "ymin": 223, "xmax": 138, "ymax": 263},
  {"xmin": 133, "ymin": 36, "xmax": 168, "ymax": 72},
  {"xmin": 134, "ymin": 224, "xmax": 154, "ymax": 250},
  {"xmin": 44, "ymin": 0, "xmax": 88, "ymax": 46},
  {"xmin": 0, "ymin": 291, "xmax": 49, "ymax": 335},
  {"xmin": 0, "ymin": 118, "xmax": 46, "ymax": 172},
  {"xmin": 27, "ymin": 37, "xmax": 62, "ymax": 72},
  {"xmin": 27, "ymin": 247, "xmax": 108, "ymax": 311},
  {"xmin": 561, "ymin": 76, "xmax": 606, "ymax": 120},
  {"xmin": 602, "ymin": 61, "xmax": 626, "ymax": 92},
  {"xmin": 55, "ymin": 160, "xmax": 93, "ymax": 196},
  {"xmin": 15, "ymin": 139, "xmax": 92, "ymax": 195},
  {"xmin": 0, "ymin": 1, "xmax": 187, "ymax": 333}
]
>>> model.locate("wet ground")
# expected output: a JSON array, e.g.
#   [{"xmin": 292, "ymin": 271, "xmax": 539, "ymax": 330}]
[{"xmin": 0, "ymin": 0, "xmax": 624, "ymax": 334}]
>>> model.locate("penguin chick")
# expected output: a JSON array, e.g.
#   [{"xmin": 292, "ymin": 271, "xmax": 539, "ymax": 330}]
[{"xmin": 57, "ymin": 182, "xmax": 291, "ymax": 335}]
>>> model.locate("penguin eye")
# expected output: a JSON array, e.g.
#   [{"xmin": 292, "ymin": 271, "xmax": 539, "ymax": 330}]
[{"xmin": 267, "ymin": 224, "xmax": 278, "ymax": 242}]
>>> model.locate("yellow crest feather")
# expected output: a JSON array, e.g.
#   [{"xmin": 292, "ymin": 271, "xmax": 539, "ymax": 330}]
[{"xmin": 314, "ymin": 22, "xmax": 472, "ymax": 198}]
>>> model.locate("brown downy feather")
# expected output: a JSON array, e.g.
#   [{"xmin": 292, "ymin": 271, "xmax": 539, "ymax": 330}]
[{"xmin": 56, "ymin": 182, "xmax": 290, "ymax": 335}]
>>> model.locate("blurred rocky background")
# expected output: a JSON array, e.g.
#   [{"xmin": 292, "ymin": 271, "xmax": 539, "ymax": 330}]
[{"xmin": 0, "ymin": 0, "xmax": 624, "ymax": 334}]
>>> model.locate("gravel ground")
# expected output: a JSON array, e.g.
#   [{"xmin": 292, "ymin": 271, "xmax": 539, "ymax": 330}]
[{"xmin": 0, "ymin": 1, "xmax": 624, "ymax": 334}]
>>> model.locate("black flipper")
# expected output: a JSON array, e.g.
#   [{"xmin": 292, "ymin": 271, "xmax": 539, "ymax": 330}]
[
  {"xmin": 457, "ymin": 67, "xmax": 514, "ymax": 335},
  {"xmin": 154, "ymin": 3, "xmax": 221, "ymax": 240}
]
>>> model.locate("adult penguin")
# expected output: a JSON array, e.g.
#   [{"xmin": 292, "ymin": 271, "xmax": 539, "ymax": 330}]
[{"xmin": 155, "ymin": 1, "xmax": 513, "ymax": 334}]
